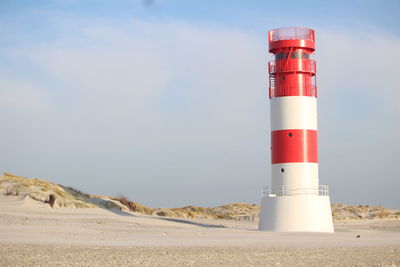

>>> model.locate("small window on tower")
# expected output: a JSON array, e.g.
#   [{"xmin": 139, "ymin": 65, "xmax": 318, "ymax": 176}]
[
  {"xmin": 275, "ymin": 53, "xmax": 284, "ymax": 60},
  {"xmin": 288, "ymin": 132, "xmax": 293, "ymax": 137},
  {"xmin": 280, "ymin": 168, "xmax": 285, "ymax": 173}
]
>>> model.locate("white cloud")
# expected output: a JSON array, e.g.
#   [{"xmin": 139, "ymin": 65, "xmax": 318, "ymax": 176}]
[
  {"xmin": 318, "ymin": 28, "xmax": 400, "ymax": 114},
  {"xmin": 316, "ymin": 28, "xmax": 400, "ymax": 208},
  {"xmin": 1, "ymin": 19, "xmax": 399, "ymax": 208},
  {"xmin": 0, "ymin": 20, "xmax": 268, "ymax": 206},
  {"xmin": 0, "ymin": 76, "xmax": 53, "ymax": 114}
]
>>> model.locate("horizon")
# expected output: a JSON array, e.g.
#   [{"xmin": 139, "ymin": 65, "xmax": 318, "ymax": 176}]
[{"xmin": 0, "ymin": 0, "xmax": 399, "ymax": 209}]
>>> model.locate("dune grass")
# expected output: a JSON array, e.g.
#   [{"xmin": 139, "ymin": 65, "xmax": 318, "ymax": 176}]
[{"xmin": 1, "ymin": 172, "xmax": 399, "ymax": 221}]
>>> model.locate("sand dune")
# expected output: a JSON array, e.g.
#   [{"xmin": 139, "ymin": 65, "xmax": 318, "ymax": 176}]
[
  {"xmin": 0, "ymin": 173, "xmax": 263, "ymax": 220},
  {"xmin": 1, "ymin": 172, "xmax": 399, "ymax": 221},
  {"xmin": 1, "ymin": 173, "xmax": 400, "ymax": 266}
]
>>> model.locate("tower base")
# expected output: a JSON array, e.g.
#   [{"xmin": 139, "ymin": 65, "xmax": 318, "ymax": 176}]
[{"xmin": 258, "ymin": 194, "xmax": 334, "ymax": 232}]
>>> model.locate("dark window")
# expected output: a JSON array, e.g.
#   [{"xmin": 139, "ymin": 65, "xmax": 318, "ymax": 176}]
[
  {"xmin": 292, "ymin": 52, "xmax": 308, "ymax": 59},
  {"xmin": 275, "ymin": 53, "xmax": 284, "ymax": 60},
  {"xmin": 288, "ymin": 132, "xmax": 293, "ymax": 137},
  {"xmin": 280, "ymin": 168, "xmax": 285, "ymax": 173},
  {"xmin": 276, "ymin": 52, "xmax": 310, "ymax": 60}
]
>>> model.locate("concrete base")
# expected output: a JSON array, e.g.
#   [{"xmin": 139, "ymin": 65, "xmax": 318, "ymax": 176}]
[{"xmin": 258, "ymin": 194, "xmax": 334, "ymax": 232}]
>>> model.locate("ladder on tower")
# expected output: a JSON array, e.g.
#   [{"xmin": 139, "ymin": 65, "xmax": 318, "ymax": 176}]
[{"xmin": 269, "ymin": 74, "xmax": 276, "ymax": 98}]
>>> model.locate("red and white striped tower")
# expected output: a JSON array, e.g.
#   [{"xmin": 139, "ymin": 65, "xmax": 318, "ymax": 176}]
[{"xmin": 258, "ymin": 27, "xmax": 334, "ymax": 232}]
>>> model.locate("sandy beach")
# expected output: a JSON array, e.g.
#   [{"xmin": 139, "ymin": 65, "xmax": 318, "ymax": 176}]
[{"xmin": 1, "ymin": 195, "xmax": 399, "ymax": 266}]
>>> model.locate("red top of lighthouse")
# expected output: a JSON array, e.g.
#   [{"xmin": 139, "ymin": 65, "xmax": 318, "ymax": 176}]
[
  {"xmin": 267, "ymin": 27, "xmax": 317, "ymax": 98},
  {"xmin": 268, "ymin": 27, "xmax": 315, "ymax": 53}
]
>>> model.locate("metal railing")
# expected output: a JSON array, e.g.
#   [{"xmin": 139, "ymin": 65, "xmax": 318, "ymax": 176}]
[
  {"xmin": 262, "ymin": 185, "xmax": 329, "ymax": 197},
  {"xmin": 269, "ymin": 84, "xmax": 317, "ymax": 98},
  {"xmin": 269, "ymin": 59, "xmax": 316, "ymax": 74},
  {"xmin": 269, "ymin": 27, "xmax": 315, "ymax": 42}
]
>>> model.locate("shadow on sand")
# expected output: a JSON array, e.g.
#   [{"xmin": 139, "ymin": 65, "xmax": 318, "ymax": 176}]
[{"xmin": 157, "ymin": 217, "xmax": 226, "ymax": 228}]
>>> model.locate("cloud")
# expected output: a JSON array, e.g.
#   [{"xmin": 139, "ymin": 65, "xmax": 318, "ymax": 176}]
[
  {"xmin": 318, "ymin": 28, "xmax": 400, "ymax": 114},
  {"xmin": 0, "ymin": 18, "xmax": 399, "ymax": 208},
  {"xmin": 316, "ymin": 28, "xmax": 400, "ymax": 208},
  {"xmin": 0, "ymin": 76, "xmax": 53, "ymax": 114},
  {"xmin": 317, "ymin": 27, "xmax": 400, "ymax": 142},
  {"xmin": 0, "ymin": 19, "xmax": 268, "ymax": 206}
]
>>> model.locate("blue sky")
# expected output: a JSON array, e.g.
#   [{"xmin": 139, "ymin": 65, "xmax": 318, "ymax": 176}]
[{"xmin": 0, "ymin": 0, "xmax": 399, "ymax": 208}]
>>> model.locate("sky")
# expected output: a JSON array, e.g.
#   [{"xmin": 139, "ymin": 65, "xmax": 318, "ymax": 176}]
[{"xmin": 0, "ymin": 0, "xmax": 399, "ymax": 209}]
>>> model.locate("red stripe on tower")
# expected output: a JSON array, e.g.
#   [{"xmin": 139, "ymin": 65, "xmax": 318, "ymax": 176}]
[{"xmin": 271, "ymin": 129, "xmax": 318, "ymax": 164}]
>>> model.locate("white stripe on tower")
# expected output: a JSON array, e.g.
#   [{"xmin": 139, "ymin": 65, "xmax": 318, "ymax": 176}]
[{"xmin": 270, "ymin": 96, "xmax": 317, "ymax": 131}]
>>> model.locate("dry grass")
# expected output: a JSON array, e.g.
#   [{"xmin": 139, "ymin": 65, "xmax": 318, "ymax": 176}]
[
  {"xmin": 1, "ymin": 172, "xmax": 399, "ymax": 222},
  {"xmin": 331, "ymin": 203, "xmax": 400, "ymax": 221},
  {"xmin": 0, "ymin": 173, "xmax": 94, "ymax": 208},
  {"xmin": 112, "ymin": 195, "xmax": 154, "ymax": 215},
  {"xmin": 0, "ymin": 173, "xmax": 118, "ymax": 210},
  {"xmin": 151, "ymin": 203, "xmax": 259, "ymax": 221}
]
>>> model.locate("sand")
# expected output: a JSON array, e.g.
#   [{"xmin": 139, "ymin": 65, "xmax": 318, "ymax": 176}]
[
  {"xmin": 1, "ymin": 245, "xmax": 399, "ymax": 266},
  {"xmin": 1, "ymin": 195, "xmax": 400, "ymax": 266}
]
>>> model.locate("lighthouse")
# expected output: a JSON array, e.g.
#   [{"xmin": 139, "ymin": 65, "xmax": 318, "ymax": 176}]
[{"xmin": 258, "ymin": 27, "xmax": 334, "ymax": 232}]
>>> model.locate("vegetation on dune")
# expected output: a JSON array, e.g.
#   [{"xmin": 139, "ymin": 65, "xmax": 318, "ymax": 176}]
[
  {"xmin": 112, "ymin": 195, "xmax": 154, "ymax": 215},
  {"xmin": 1, "ymin": 172, "xmax": 399, "ymax": 221},
  {"xmin": 0, "ymin": 173, "xmax": 94, "ymax": 208},
  {"xmin": 0, "ymin": 173, "xmax": 118, "ymax": 209},
  {"xmin": 331, "ymin": 203, "xmax": 400, "ymax": 221}
]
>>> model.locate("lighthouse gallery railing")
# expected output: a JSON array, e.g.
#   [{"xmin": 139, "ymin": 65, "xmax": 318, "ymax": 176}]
[
  {"xmin": 262, "ymin": 185, "xmax": 329, "ymax": 197},
  {"xmin": 269, "ymin": 27, "xmax": 315, "ymax": 42}
]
